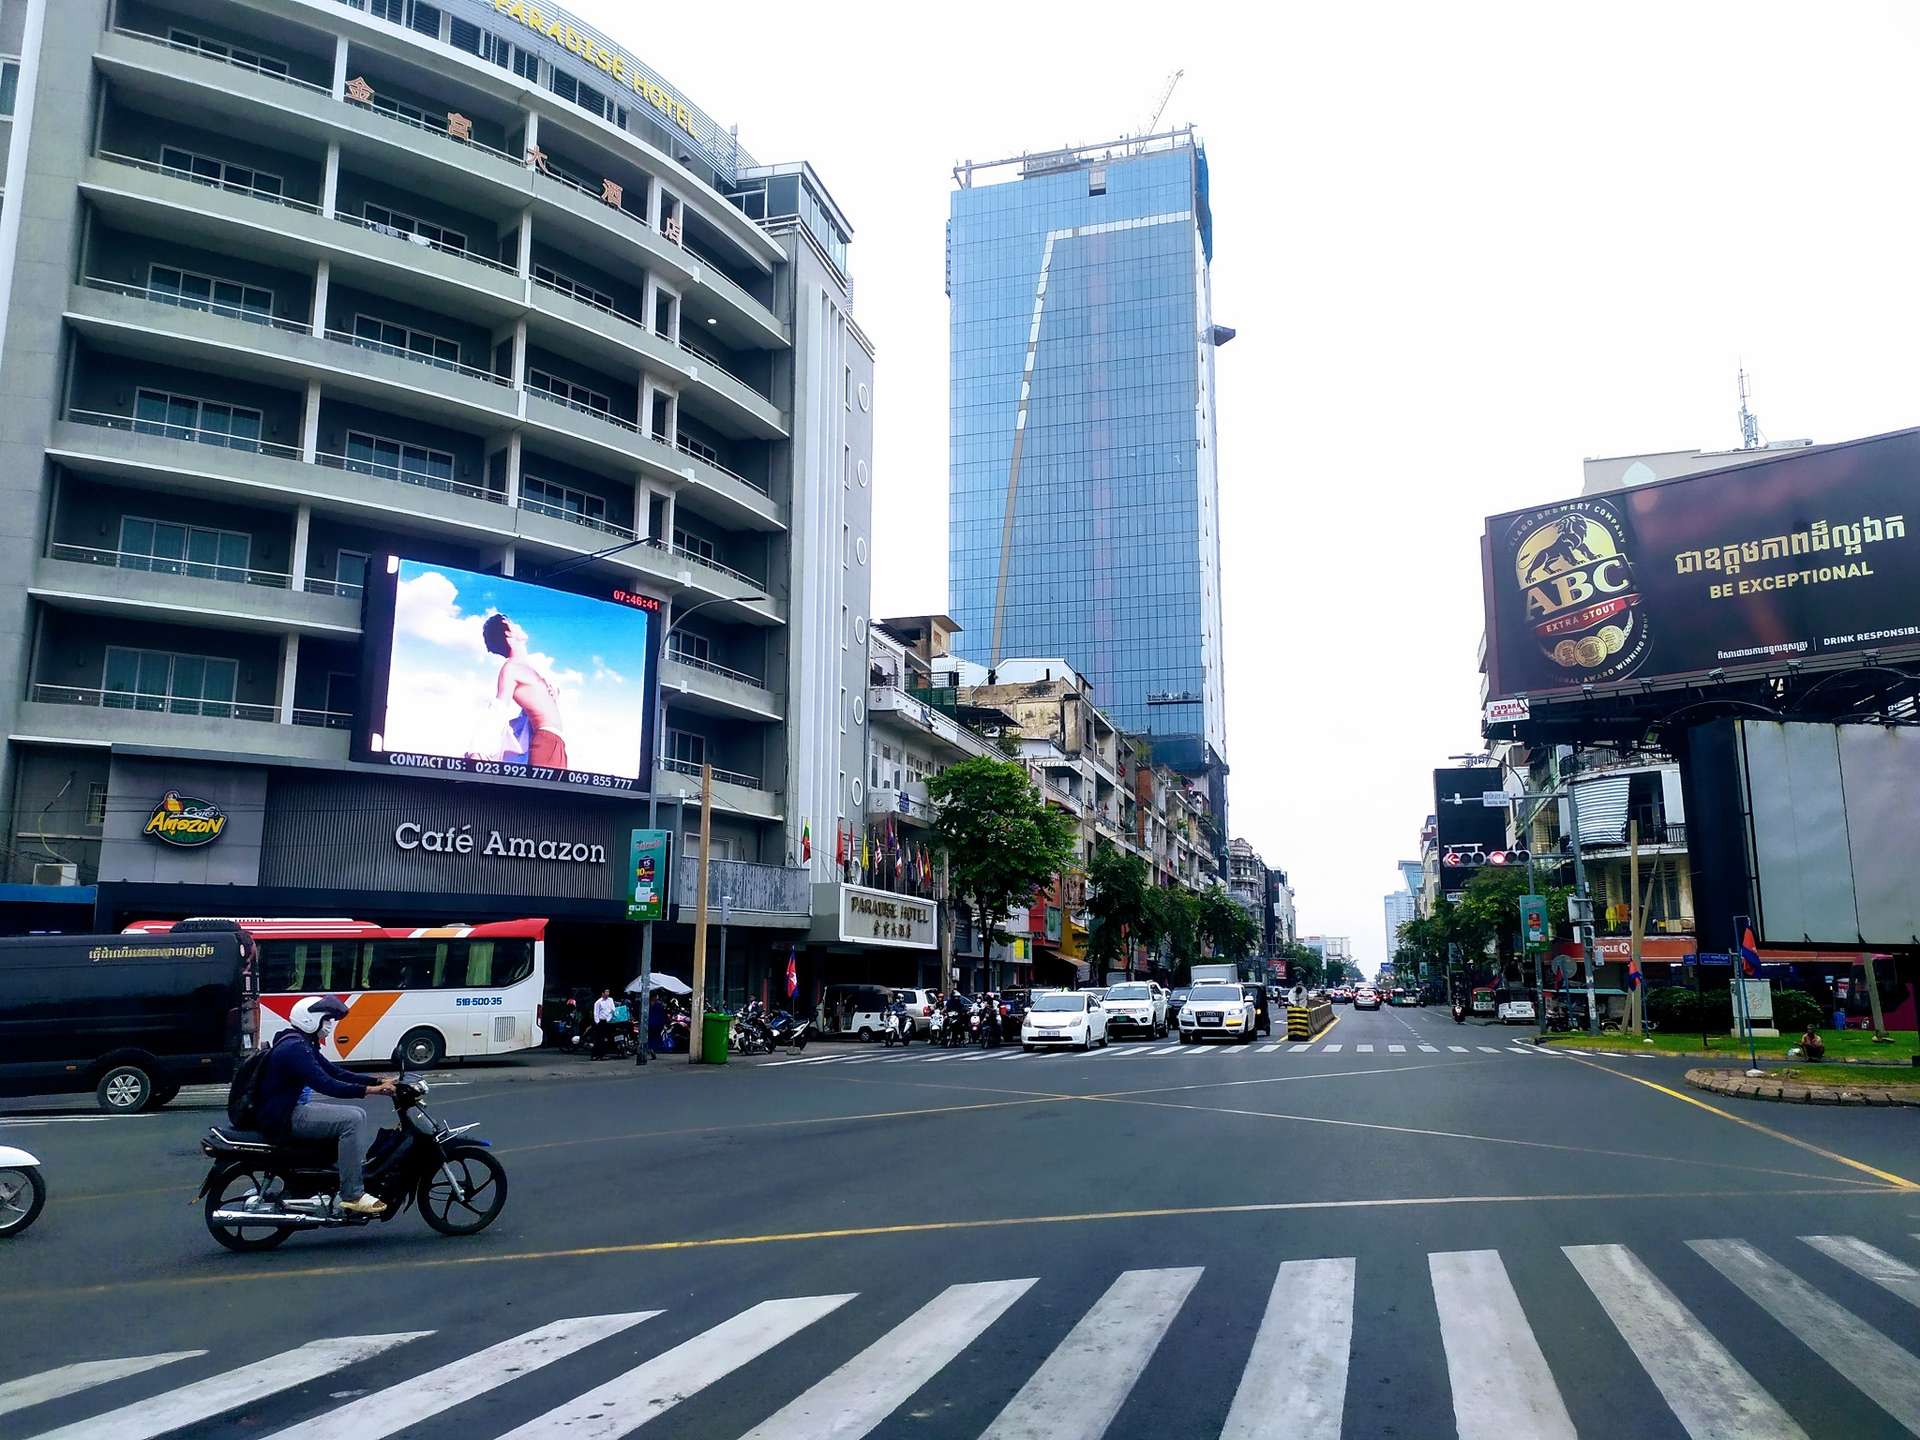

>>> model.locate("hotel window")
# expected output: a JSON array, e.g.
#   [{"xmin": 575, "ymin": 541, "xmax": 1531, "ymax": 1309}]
[
  {"xmin": 667, "ymin": 729, "xmax": 705, "ymax": 768},
  {"xmin": 333, "ymin": 550, "xmax": 369, "ymax": 597},
  {"xmin": 344, "ymin": 431, "xmax": 456, "ymax": 490},
  {"xmin": 669, "ymin": 631, "xmax": 711, "ymax": 665},
  {"xmin": 86, "ymin": 783, "xmax": 108, "ymax": 827},
  {"xmin": 371, "ymin": 0, "xmax": 440, "ymax": 38},
  {"xmin": 118, "ymin": 516, "xmax": 252, "ymax": 582},
  {"xmin": 352, "ymin": 313, "xmax": 460, "ymax": 367},
  {"xmin": 167, "ymin": 28, "xmax": 289, "ymax": 77},
  {"xmin": 0, "ymin": 60, "xmax": 17, "ymax": 117},
  {"xmin": 532, "ymin": 262, "xmax": 614, "ymax": 313},
  {"xmin": 102, "ymin": 647, "xmax": 239, "ymax": 716},
  {"xmin": 159, "ymin": 146, "xmax": 283, "ymax": 199},
  {"xmin": 672, "ymin": 528, "xmax": 715, "ymax": 563},
  {"xmin": 362, "ymin": 203, "xmax": 465, "ymax": 253},
  {"xmin": 678, "ymin": 431, "xmax": 719, "ymax": 466},
  {"xmin": 133, "ymin": 389, "xmax": 263, "ymax": 450},
  {"xmin": 149, "ymin": 265, "xmax": 273, "ymax": 323},
  {"xmin": 521, "ymin": 474, "xmax": 607, "ymax": 526},
  {"xmin": 527, "ymin": 368, "xmax": 613, "ymax": 418}
]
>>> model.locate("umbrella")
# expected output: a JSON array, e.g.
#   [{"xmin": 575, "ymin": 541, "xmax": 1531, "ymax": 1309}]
[{"xmin": 626, "ymin": 973, "xmax": 692, "ymax": 996}]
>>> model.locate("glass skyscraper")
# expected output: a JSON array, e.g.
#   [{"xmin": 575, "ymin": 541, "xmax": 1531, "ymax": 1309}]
[{"xmin": 947, "ymin": 132, "xmax": 1228, "ymax": 814}]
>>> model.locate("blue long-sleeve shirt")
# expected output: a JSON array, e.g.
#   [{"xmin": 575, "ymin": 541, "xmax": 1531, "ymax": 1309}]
[{"xmin": 256, "ymin": 1030, "xmax": 370, "ymax": 1136}]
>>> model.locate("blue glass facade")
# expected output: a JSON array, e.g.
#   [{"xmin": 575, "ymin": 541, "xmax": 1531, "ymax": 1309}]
[{"xmin": 947, "ymin": 143, "xmax": 1226, "ymax": 776}]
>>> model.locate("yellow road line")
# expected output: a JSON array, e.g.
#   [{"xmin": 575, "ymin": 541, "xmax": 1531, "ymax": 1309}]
[
  {"xmin": 1559, "ymin": 1053, "xmax": 1918, "ymax": 1190},
  {"xmin": 12, "ymin": 1184, "xmax": 1893, "ymax": 1301}
]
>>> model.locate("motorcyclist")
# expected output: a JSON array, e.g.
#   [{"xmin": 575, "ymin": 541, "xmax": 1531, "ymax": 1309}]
[
  {"xmin": 256, "ymin": 996, "xmax": 396, "ymax": 1216},
  {"xmin": 942, "ymin": 990, "xmax": 969, "ymax": 1046}
]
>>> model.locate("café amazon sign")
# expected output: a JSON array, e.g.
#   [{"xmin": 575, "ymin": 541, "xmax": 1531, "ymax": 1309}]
[
  {"xmin": 142, "ymin": 791, "xmax": 228, "ymax": 849},
  {"xmin": 490, "ymin": 0, "xmax": 697, "ymax": 137}
]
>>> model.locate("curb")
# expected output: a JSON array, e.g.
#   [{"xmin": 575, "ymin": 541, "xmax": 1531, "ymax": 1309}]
[{"xmin": 1684, "ymin": 1067, "xmax": 1920, "ymax": 1107}]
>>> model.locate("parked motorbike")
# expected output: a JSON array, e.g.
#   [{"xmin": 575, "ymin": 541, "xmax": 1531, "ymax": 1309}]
[
  {"xmin": 763, "ymin": 1007, "xmax": 810, "ymax": 1051},
  {"xmin": 883, "ymin": 1010, "xmax": 913, "ymax": 1047},
  {"xmin": 731, "ymin": 1006, "xmax": 773, "ymax": 1056},
  {"xmin": 197, "ymin": 1074, "xmax": 506, "ymax": 1252},
  {"xmin": 0, "ymin": 1146, "xmax": 46, "ymax": 1237}
]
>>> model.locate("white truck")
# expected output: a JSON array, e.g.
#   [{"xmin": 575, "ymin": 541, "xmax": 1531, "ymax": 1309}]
[{"xmin": 1188, "ymin": 963, "xmax": 1241, "ymax": 986}]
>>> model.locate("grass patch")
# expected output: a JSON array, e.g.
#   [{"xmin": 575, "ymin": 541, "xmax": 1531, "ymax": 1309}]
[
  {"xmin": 1544, "ymin": 1028, "xmax": 1914, "ymax": 1063},
  {"xmin": 1768, "ymin": 1064, "xmax": 1920, "ymax": 1089}
]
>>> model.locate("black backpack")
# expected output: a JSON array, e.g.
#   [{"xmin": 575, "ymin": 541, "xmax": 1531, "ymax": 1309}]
[{"xmin": 226, "ymin": 1044, "xmax": 273, "ymax": 1129}]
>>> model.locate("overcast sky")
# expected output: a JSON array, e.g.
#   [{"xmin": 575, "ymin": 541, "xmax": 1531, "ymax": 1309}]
[{"xmin": 578, "ymin": 0, "xmax": 1920, "ymax": 972}]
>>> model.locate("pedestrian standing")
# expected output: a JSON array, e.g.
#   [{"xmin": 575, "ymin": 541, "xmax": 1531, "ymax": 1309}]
[
  {"xmin": 647, "ymin": 992, "xmax": 667, "ymax": 1054},
  {"xmin": 591, "ymin": 988, "xmax": 615, "ymax": 1059}
]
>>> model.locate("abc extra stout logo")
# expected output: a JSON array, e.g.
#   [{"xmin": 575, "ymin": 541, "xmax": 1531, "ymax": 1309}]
[{"xmin": 1504, "ymin": 501, "xmax": 1652, "ymax": 686}]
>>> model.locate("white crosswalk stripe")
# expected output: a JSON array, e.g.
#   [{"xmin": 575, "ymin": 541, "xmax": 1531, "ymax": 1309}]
[
  {"xmin": 1258, "ymin": 1042, "xmax": 1284, "ymax": 1052},
  {"xmin": 1418, "ymin": 1044, "xmax": 1438, "ymax": 1052},
  {"xmin": 1322, "ymin": 1043, "xmax": 1343, "ymax": 1052},
  {"xmin": 1429, "ymin": 1249, "xmax": 1576, "ymax": 1440},
  {"xmin": 1692, "ymin": 1237, "xmax": 1920, "ymax": 1432},
  {"xmin": 1223, "ymin": 1257, "xmax": 1353, "ymax": 1440},
  {"xmin": 0, "ymin": 1353, "xmax": 207, "ymax": 1421},
  {"xmin": 1388, "ymin": 1044, "xmax": 1405, "ymax": 1053},
  {"xmin": 500, "ymin": 1295, "xmax": 854, "ymax": 1439},
  {"xmin": 20, "ymin": 1333, "xmax": 430, "ymax": 1440},
  {"xmin": 737, "ymin": 1279, "xmax": 1033, "ymax": 1439},
  {"xmin": 1355, "ymin": 1044, "xmax": 1373, "ymax": 1053},
  {"xmin": 1565, "ymin": 1244, "xmax": 1805, "ymax": 1439},
  {"xmin": 1478, "ymin": 1046, "xmax": 1502, "ymax": 1053},
  {"xmin": 1449, "ymin": 1045, "xmax": 1470, "ymax": 1052},
  {"xmin": 980, "ymin": 1268, "xmax": 1200, "ymax": 1440},
  {"xmin": 1802, "ymin": 1234, "xmax": 1920, "ymax": 1309},
  {"xmin": 269, "ymin": 1313, "xmax": 658, "ymax": 1440}
]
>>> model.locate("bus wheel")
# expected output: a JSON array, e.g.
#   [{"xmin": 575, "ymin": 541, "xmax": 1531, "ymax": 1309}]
[{"xmin": 398, "ymin": 1028, "xmax": 445, "ymax": 1069}]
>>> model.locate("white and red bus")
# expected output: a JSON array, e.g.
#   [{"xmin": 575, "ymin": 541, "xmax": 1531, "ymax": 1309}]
[{"xmin": 123, "ymin": 917, "xmax": 546, "ymax": 1067}]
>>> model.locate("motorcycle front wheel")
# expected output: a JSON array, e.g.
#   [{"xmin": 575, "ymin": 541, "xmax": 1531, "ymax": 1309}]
[
  {"xmin": 0, "ymin": 1164, "xmax": 45, "ymax": 1237},
  {"xmin": 205, "ymin": 1167, "xmax": 293, "ymax": 1252},
  {"xmin": 418, "ymin": 1145, "xmax": 508, "ymax": 1236}
]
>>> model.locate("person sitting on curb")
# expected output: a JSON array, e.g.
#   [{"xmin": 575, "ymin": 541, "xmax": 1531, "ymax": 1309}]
[{"xmin": 1794, "ymin": 1025, "xmax": 1826, "ymax": 1061}]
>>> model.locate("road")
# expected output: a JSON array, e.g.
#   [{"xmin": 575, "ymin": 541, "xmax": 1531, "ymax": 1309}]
[{"xmin": 4, "ymin": 1001, "xmax": 1919, "ymax": 1439}]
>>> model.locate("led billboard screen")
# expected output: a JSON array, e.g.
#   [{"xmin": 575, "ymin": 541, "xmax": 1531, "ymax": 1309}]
[
  {"xmin": 1482, "ymin": 428, "xmax": 1920, "ymax": 704},
  {"xmin": 355, "ymin": 557, "xmax": 660, "ymax": 792}
]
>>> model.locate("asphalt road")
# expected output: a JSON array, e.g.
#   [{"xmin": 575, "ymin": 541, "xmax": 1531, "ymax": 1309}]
[{"xmin": 5, "ymin": 1002, "xmax": 1919, "ymax": 1439}]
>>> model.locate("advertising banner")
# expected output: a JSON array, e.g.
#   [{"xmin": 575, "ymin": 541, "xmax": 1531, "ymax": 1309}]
[
  {"xmin": 1482, "ymin": 429, "xmax": 1920, "ymax": 702},
  {"xmin": 626, "ymin": 829, "xmax": 671, "ymax": 921},
  {"xmin": 355, "ymin": 556, "xmax": 661, "ymax": 792}
]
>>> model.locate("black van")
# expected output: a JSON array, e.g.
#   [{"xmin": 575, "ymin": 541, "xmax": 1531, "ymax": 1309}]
[{"xmin": 0, "ymin": 927, "xmax": 255, "ymax": 1111}]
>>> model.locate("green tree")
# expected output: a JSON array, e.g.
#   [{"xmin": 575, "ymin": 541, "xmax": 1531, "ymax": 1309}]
[
  {"xmin": 1276, "ymin": 940, "xmax": 1324, "ymax": 988},
  {"xmin": 1086, "ymin": 843, "xmax": 1157, "ymax": 973},
  {"xmin": 927, "ymin": 755, "xmax": 1079, "ymax": 957},
  {"xmin": 1152, "ymin": 887, "xmax": 1202, "ymax": 977},
  {"xmin": 1196, "ymin": 886, "xmax": 1261, "ymax": 962},
  {"xmin": 1455, "ymin": 867, "xmax": 1570, "ymax": 978}
]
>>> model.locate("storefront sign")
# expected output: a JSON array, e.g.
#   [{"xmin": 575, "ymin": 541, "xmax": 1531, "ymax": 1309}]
[
  {"xmin": 627, "ymin": 829, "xmax": 671, "ymax": 921},
  {"xmin": 393, "ymin": 821, "xmax": 607, "ymax": 865},
  {"xmin": 839, "ymin": 884, "xmax": 934, "ymax": 949},
  {"xmin": 142, "ymin": 791, "xmax": 227, "ymax": 849}
]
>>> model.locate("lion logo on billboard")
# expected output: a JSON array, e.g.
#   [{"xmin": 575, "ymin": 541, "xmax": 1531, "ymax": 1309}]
[{"xmin": 1509, "ymin": 502, "xmax": 1652, "ymax": 683}]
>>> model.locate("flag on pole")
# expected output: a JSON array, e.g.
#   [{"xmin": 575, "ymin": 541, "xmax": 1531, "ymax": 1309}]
[
  {"xmin": 836, "ymin": 822, "xmax": 847, "ymax": 866},
  {"xmin": 785, "ymin": 946, "xmax": 798, "ymax": 999},
  {"xmin": 1738, "ymin": 924, "xmax": 1762, "ymax": 979},
  {"xmin": 1626, "ymin": 955, "xmax": 1643, "ymax": 990},
  {"xmin": 801, "ymin": 818, "xmax": 812, "ymax": 863},
  {"xmin": 861, "ymin": 829, "xmax": 871, "ymax": 879}
]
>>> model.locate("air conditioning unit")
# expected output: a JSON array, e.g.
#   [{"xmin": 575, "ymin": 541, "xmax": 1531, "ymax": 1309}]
[{"xmin": 33, "ymin": 863, "xmax": 78, "ymax": 887}]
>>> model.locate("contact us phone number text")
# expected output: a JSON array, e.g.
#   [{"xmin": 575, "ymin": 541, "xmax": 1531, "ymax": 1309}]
[{"xmin": 386, "ymin": 754, "xmax": 636, "ymax": 789}]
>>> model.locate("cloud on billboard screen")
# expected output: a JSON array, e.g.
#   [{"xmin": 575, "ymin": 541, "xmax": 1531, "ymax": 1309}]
[{"xmin": 379, "ymin": 561, "xmax": 649, "ymax": 780}]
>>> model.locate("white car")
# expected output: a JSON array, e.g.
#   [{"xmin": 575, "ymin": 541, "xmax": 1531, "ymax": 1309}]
[
  {"xmin": 1497, "ymin": 995, "xmax": 1536, "ymax": 1025},
  {"xmin": 1178, "ymin": 982, "xmax": 1256, "ymax": 1044},
  {"xmin": 1022, "ymin": 991, "xmax": 1110, "ymax": 1051},
  {"xmin": 1102, "ymin": 981, "xmax": 1167, "ymax": 1038}
]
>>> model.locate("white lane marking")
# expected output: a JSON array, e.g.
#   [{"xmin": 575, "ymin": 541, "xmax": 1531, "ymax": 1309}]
[
  {"xmin": 0, "ymin": 1115, "xmax": 150, "ymax": 1127},
  {"xmin": 1449, "ymin": 1045, "xmax": 1470, "ymax": 1053},
  {"xmin": 268, "ymin": 1313, "xmax": 658, "ymax": 1440},
  {"xmin": 1222, "ymin": 1256, "xmax": 1354, "ymax": 1440},
  {"xmin": 979, "ymin": 1267, "xmax": 1201, "ymax": 1440},
  {"xmin": 1151, "ymin": 1046, "xmax": 1186, "ymax": 1056},
  {"xmin": 916, "ymin": 1051, "xmax": 969, "ymax": 1062},
  {"xmin": 737, "ymin": 1279, "xmax": 1034, "ymax": 1440},
  {"xmin": 1507, "ymin": 1048, "xmax": 1535, "ymax": 1055},
  {"xmin": 1429, "ymin": 1249, "xmax": 1576, "ymax": 1440},
  {"xmin": 1565, "ymin": 1243, "xmax": 1806, "ymax": 1440},
  {"xmin": 1322, "ymin": 1044, "xmax": 1344, "ymax": 1053},
  {"xmin": 1289, "ymin": 1043, "xmax": 1314, "ymax": 1053},
  {"xmin": 1355, "ymin": 1044, "xmax": 1374, "ymax": 1054},
  {"xmin": 1803, "ymin": 1235, "xmax": 1920, "ymax": 1309},
  {"xmin": 0, "ymin": 1353, "xmax": 208, "ymax": 1421},
  {"xmin": 1109, "ymin": 1046, "xmax": 1155, "ymax": 1056},
  {"xmin": 1692, "ymin": 1238, "xmax": 1920, "ymax": 1432},
  {"xmin": 20, "ymin": 1333, "xmax": 431, "ymax": 1440},
  {"xmin": 1389, "ymin": 1045, "xmax": 1406, "ymax": 1053},
  {"xmin": 500, "ymin": 1295, "xmax": 855, "ymax": 1439},
  {"xmin": 1477, "ymin": 1047, "xmax": 1502, "ymax": 1054},
  {"xmin": 1419, "ymin": 1045, "xmax": 1439, "ymax": 1053}
]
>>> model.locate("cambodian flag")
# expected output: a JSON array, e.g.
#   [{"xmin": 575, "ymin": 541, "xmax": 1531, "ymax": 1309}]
[
  {"xmin": 1739, "ymin": 924, "xmax": 1762, "ymax": 979},
  {"xmin": 785, "ymin": 947, "xmax": 798, "ymax": 1000}
]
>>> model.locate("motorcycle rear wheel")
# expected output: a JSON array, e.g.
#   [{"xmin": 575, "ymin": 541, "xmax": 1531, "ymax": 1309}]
[
  {"xmin": 205, "ymin": 1168, "xmax": 293, "ymax": 1252},
  {"xmin": 418, "ymin": 1146, "xmax": 508, "ymax": 1236}
]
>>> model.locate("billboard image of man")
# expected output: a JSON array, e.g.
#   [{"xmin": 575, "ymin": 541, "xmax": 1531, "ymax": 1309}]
[{"xmin": 476, "ymin": 612, "xmax": 569, "ymax": 770}]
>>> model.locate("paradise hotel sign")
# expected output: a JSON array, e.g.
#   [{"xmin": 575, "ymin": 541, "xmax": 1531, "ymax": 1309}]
[
  {"xmin": 839, "ymin": 884, "xmax": 935, "ymax": 950},
  {"xmin": 490, "ymin": 0, "xmax": 697, "ymax": 137}
]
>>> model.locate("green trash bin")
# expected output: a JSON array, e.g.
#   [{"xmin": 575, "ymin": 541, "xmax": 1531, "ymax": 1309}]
[{"xmin": 700, "ymin": 1011, "xmax": 730, "ymax": 1064}]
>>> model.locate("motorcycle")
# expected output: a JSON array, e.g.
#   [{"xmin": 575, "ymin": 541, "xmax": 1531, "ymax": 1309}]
[
  {"xmin": 1451, "ymin": 1001, "xmax": 1468, "ymax": 1024},
  {"xmin": 973, "ymin": 1003, "xmax": 1001, "ymax": 1049},
  {"xmin": 731, "ymin": 1006, "xmax": 773, "ymax": 1056},
  {"xmin": 0, "ymin": 1146, "xmax": 46, "ymax": 1237},
  {"xmin": 197, "ymin": 1074, "xmax": 506, "ymax": 1252},
  {"xmin": 763, "ymin": 1007, "xmax": 810, "ymax": 1051},
  {"xmin": 883, "ymin": 1010, "xmax": 913, "ymax": 1047}
]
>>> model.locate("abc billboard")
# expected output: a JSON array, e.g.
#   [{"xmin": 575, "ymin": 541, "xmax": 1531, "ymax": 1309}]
[{"xmin": 1482, "ymin": 428, "xmax": 1920, "ymax": 704}]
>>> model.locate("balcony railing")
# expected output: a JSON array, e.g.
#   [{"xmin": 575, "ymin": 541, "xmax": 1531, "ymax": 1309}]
[
  {"xmin": 66, "ymin": 407, "xmax": 303, "ymax": 460},
  {"xmin": 679, "ymin": 340, "xmax": 758, "ymax": 393},
  {"xmin": 525, "ymin": 383, "xmax": 642, "ymax": 434},
  {"xmin": 32, "ymin": 683, "xmax": 278, "ymax": 723},
  {"xmin": 331, "ymin": 210, "xmax": 517, "ymax": 275},
  {"xmin": 674, "ymin": 855, "xmax": 810, "ymax": 916},
  {"xmin": 326, "ymin": 327, "xmax": 511, "ymax": 388},
  {"xmin": 96, "ymin": 149, "xmax": 322, "ymax": 213},
  {"xmin": 49, "ymin": 541, "xmax": 294, "ymax": 589},
  {"xmin": 344, "ymin": 93, "xmax": 518, "ymax": 166},
  {"xmin": 661, "ymin": 756, "xmax": 761, "ymax": 789},
  {"xmin": 79, "ymin": 275, "xmax": 310, "ymax": 332},
  {"xmin": 530, "ymin": 272, "xmax": 645, "ymax": 330},
  {"xmin": 516, "ymin": 494, "xmax": 635, "ymax": 542},
  {"xmin": 666, "ymin": 648, "xmax": 764, "ymax": 689},
  {"xmin": 673, "ymin": 437, "xmax": 767, "ymax": 493},
  {"xmin": 314, "ymin": 447, "xmax": 502, "ymax": 505},
  {"xmin": 111, "ymin": 26, "xmax": 332, "ymax": 95},
  {"xmin": 533, "ymin": 165, "xmax": 651, "ymax": 229},
  {"xmin": 290, "ymin": 707, "xmax": 353, "ymax": 730}
]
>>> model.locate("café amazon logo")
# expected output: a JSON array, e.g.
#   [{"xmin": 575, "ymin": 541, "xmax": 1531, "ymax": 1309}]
[
  {"xmin": 142, "ymin": 790, "xmax": 228, "ymax": 849},
  {"xmin": 1505, "ymin": 500, "xmax": 1653, "ymax": 686}
]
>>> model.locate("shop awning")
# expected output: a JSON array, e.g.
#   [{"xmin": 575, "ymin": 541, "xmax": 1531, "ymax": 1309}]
[{"xmin": 627, "ymin": 972, "xmax": 692, "ymax": 995}]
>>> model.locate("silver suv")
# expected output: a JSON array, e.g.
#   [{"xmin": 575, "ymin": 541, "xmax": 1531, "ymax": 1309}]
[
  {"xmin": 1102, "ymin": 980, "xmax": 1168, "ymax": 1038},
  {"xmin": 890, "ymin": 988, "xmax": 939, "ymax": 1036}
]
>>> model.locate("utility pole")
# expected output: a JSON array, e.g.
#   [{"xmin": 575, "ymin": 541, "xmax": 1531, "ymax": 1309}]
[
  {"xmin": 688, "ymin": 762, "xmax": 713, "ymax": 1062},
  {"xmin": 1561, "ymin": 750, "xmax": 1597, "ymax": 1033}
]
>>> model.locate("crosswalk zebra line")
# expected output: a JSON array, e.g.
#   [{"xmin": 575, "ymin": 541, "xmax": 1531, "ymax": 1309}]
[
  {"xmin": 1290, "ymin": 1043, "xmax": 1314, "ymax": 1053},
  {"xmin": 500, "ymin": 1294, "xmax": 854, "ymax": 1440},
  {"xmin": 1322, "ymin": 1043, "xmax": 1343, "ymax": 1053},
  {"xmin": 980, "ymin": 1268, "xmax": 1200, "ymax": 1440},
  {"xmin": 1449, "ymin": 1045, "xmax": 1470, "ymax": 1052},
  {"xmin": 1564, "ymin": 1243, "xmax": 1805, "ymax": 1439},
  {"xmin": 1429, "ymin": 1249, "xmax": 1575, "ymax": 1440},
  {"xmin": 1802, "ymin": 1234, "xmax": 1920, "ymax": 1309},
  {"xmin": 737, "ymin": 1279, "xmax": 1034, "ymax": 1440},
  {"xmin": 1257, "ymin": 1042, "xmax": 1284, "ymax": 1052},
  {"xmin": 1222, "ymin": 1256, "xmax": 1354, "ymax": 1440},
  {"xmin": 1109, "ymin": 1045, "xmax": 1156, "ymax": 1056},
  {"xmin": 20, "ymin": 1333, "xmax": 431, "ymax": 1440},
  {"xmin": 269, "ymin": 1312, "xmax": 659, "ymax": 1440},
  {"xmin": 0, "ymin": 1353, "xmax": 206, "ymax": 1422},
  {"xmin": 1691, "ymin": 1238, "xmax": 1920, "ymax": 1433},
  {"xmin": 1355, "ymin": 1044, "xmax": 1373, "ymax": 1053},
  {"xmin": 1477, "ymin": 1046, "xmax": 1502, "ymax": 1054},
  {"xmin": 1418, "ymin": 1044, "xmax": 1438, "ymax": 1052},
  {"xmin": 1388, "ymin": 1044, "xmax": 1405, "ymax": 1053}
]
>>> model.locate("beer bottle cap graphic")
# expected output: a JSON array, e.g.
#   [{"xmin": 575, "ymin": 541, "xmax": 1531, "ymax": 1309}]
[{"xmin": 1510, "ymin": 502, "xmax": 1651, "ymax": 685}]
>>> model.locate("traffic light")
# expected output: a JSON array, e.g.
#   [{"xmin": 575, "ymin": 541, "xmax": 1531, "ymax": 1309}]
[{"xmin": 1441, "ymin": 848, "xmax": 1531, "ymax": 870}]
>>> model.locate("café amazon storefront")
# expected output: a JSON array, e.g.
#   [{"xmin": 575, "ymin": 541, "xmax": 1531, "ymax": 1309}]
[{"xmin": 81, "ymin": 750, "xmax": 738, "ymax": 1007}]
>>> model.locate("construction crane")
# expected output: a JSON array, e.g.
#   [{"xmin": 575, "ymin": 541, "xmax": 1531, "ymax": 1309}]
[{"xmin": 1139, "ymin": 69, "xmax": 1184, "ymax": 145}]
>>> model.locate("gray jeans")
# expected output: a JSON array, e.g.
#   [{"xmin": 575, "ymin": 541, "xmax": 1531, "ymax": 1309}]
[{"xmin": 290, "ymin": 1100, "xmax": 375, "ymax": 1200}]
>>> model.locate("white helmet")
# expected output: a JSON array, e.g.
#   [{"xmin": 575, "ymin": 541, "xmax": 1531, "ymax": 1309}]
[{"xmin": 288, "ymin": 996, "xmax": 348, "ymax": 1035}]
